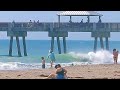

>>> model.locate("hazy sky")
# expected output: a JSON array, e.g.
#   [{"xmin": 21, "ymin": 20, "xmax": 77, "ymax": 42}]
[{"xmin": 0, "ymin": 11, "xmax": 120, "ymax": 40}]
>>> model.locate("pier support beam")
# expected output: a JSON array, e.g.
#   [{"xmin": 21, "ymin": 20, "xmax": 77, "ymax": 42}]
[
  {"xmin": 105, "ymin": 37, "xmax": 109, "ymax": 50},
  {"xmin": 63, "ymin": 37, "xmax": 67, "ymax": 53},
  {"xmin": 50, "ymin": 37, "xmax": 54, "ymax": 52},
  {"xmin": 94, "ymin": 37, "xmax": 98, "ymax": 52},
  {"xmin": 16, "ymin": 36, "xmax": 22, "ymax": 57},
  {"xmin": 9, "ymin": 36, "xmax": 13, "ymax": 56},
  {"xmin": 57, "ymin": 37, "xmax": 61, "ymax": 54},
  {"xmin": 23, "ymin": 36, "xmax": 27, "ymax": 56},
  {"xmin": 100, "ymin": 37, "xmax": 104, "ymax": 50}
]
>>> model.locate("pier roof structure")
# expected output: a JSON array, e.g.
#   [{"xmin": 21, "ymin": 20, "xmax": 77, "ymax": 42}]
[
  {"xmin": 57, "ymin": 11, "xmax": 103, "ymax": 16},
  {"xmin": 57, "ymin": 11, "xmax": 103, "ymax": 24}
]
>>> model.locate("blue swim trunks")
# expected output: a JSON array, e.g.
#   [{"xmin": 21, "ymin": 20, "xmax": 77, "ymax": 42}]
[{"xmin": 56, "ymin": 74, "xmax": 65, "ymax": 79}]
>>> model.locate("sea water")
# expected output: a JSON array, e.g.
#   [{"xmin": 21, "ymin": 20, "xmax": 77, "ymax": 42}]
[{"xmin": 0, "ymin": 40, "xmax": 119, "ymax": 70}]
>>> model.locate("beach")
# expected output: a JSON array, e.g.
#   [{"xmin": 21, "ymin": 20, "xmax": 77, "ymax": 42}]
[{"xmin": 0, "ymin": 64, "xmax": 120, "ymax": 79}]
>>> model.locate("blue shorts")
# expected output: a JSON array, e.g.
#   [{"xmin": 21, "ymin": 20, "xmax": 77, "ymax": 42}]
[{"xmin": 56, "ymin": 74, "xmax": 65, "ymax": 79}]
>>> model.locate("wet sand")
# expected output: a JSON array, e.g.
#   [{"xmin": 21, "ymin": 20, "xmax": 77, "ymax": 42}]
[{"xmin": 0, "ymin": 64, "xmax": 120, "ymax": 79}]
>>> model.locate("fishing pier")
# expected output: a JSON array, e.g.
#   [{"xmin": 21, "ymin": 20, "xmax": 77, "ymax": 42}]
[{"xmin": 0, "ymin": 11, "xmax": 119, "ymax": 56}]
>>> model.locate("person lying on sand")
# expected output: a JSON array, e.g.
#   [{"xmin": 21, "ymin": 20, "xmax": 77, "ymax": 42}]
[{"xmin": 46, "ymin": 64, "xmax": 68, "ymax": 79}]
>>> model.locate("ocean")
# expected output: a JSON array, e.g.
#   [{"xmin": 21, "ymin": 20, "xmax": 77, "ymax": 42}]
[{"xmin": 0, "ymin": 40, "xmax": 119, "ymax": 70}]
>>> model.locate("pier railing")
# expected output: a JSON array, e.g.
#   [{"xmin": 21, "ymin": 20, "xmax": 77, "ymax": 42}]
[{"xmin": 0, "ymin": 22, "xmax": 120, "ymax": 32}]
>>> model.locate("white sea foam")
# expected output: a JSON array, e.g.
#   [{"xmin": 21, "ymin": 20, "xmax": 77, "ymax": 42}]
[
  {"xmin": 68, "ymin": 50, "xmax": 117, "ymax": 64},
  {"xmin": 0, "ymin": 62, "xmax": 19, "ymax": 70}
]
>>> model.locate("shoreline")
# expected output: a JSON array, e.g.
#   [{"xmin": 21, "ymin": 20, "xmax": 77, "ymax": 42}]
[{"xmin": 0, "ymin": 64, "xmax": 120, "ymax": 79}]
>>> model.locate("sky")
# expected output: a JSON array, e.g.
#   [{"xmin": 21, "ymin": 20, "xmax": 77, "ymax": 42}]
[{"xmin": 0, "ymin": 11, "xmax": 120, "ymax": 41}]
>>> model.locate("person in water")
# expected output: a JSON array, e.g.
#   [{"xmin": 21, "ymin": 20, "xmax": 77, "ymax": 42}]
[
  {"xmin": 47, "ymin": 50, "xmax": 56, "ymax": 68},
  {"xmin": 113, "ymin": 49, "xmax": 119, "ymax": 64},
  {"xmin": 41, "ymin": 57, "xmax": 45, "ymax": 69},
  {"xmin": 46, "ymin": 64, "xmax": 67, "ymax": 79}
]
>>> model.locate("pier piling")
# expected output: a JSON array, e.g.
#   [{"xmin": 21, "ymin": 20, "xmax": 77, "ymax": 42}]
[
  {"xmin": 57, "ymin": 37, "xmax": 61, "ymax": 54},
  {"xmin": 63, "ymin": 37, "xmax": 67, "ymax": 53},
  {"xmin": 100, "ymin": 37, "xmax": 104, "ymax": 50},
  {"xmin": 16, "ymin": 36, "xmax": 22, "ymax": 57},
  {"xmin": 105, "ymin": 37, "xmax": 109, "ymax": 50},
  {"xmin": 50, "ymin": 37, "xmax": 54, "ymax": 52},
  {"xmin": 23, "ymin": 36, "xmax": 27, "ymax": 56},
  {"xmin": 94, "ymin": 37, "xmax": 98, "ymax": 52},
  {"xmin": 9, "ymin": 36, "xmax": 13, "ymax": 56}
]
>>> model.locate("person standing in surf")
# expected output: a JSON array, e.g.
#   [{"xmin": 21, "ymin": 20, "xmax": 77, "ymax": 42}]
[
  {"xmin": 113, "ymin": 49, "xmax": 119, "ymax": 64},
  {"xmin": 41, "ymin": 57, "xmax": 45, "ymax": 69},
  {"xmin": 47, "ymin": 50, "xmax": 56, "ymax": 68}
]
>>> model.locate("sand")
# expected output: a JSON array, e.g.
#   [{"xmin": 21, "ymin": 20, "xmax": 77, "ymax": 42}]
[{"xmin": 0, "ymin": 64, "xmax": 120, "ymax": 79}]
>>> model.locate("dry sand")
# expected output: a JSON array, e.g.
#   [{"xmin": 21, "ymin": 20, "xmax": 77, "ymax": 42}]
[{"xmin": 0, "ymin": 64, "xmax": 120, "ymax": 79}]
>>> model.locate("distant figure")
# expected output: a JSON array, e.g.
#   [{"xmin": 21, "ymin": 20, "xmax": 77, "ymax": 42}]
[
  {"xmin": 47, "ymin": 64, "xmax": 67, "ymax": 79},
  {"xmin": 41, "ymin": 57, "xmax": 45, "ymax": 69},
  {"xmin": 87, "ymin": 16, "xmax": 90, "ymax": 23},
  {"xmin": 80, "ymin": 19, "xmax": 83, "ymax": 23},
  {"xmin": 12, "ymin": 20, "xmax": 15, "ymax": 27},
  {"xmin": 36, "ymin": 20, "xmax": 40, "ymax": 27},
  {"xmin": 98, "ymin": 18, "xmax": 102, "ymax": 28},
  {"xmin": 33, "ymin": 20, "xmax": 36, "ymax": 27},
  {"xmin": 113, "ymin": 49, "xmax": 119, "ymax": 64},
  {"xmin": 29, "ymin": 20, "xmax": 32, "ymax": 24},
  {"xmin": 37, "ymin": 20, "xmax": 39, "ymax": 24},
  {"xmin": 28, "ymin": 20, "xmax": 33, "ymax": 27},
  {"xmin": 47, "ymin": 50, "xmax": 56, "ymax": 68}
]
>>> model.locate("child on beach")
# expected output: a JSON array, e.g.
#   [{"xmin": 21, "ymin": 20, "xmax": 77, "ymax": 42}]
[
  {"xmin": 113, "ymin": 49, "xmax": 119, "ymax": 64},
  {"xmin": 41, "ymin": 57, "xmax": 45, "ymax": 69}
]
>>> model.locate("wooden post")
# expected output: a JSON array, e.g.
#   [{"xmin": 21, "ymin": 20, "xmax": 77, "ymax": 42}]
[
  {"xmin": 94, "ymin": 37, "xmax": 97, "ymax": 52},
  {"xmin": 9, "ymin": 36, "xmax": 13, "ymax": 56},
  {"xmin": 106, "ymin": 37, "xmax": 109, "ymax": 50},
  {"xmin": 57, "ymin": 37, "xmax": 61, "ymax": 54},
  {"xmin": 100, "ymin": 37, "xmax": 104, "ymax": 50},
  {"xmin": 63, "ymin": 37, "xmax": 67, "ymax": 53},
  {"xmin": 23, "ymin": 36, "xmax": 27, "ymax": 56},
  {"xmin": 51, "ymin": 37, "xmax": 54, "ymax": 52},
  {"xmin": 16, "ymin": 36, "xmax": 22, "ymax": 57}
]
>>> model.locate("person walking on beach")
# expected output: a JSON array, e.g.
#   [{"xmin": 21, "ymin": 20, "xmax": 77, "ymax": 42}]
[
  {"xmin": 47, "ymin": 64, "xmax": 67, "ymax": 79},
  {"xmin": 47, "ymin": 50, "xmax": 56, "ymax": 68},
  {"xmin": 41, "ymin": 57, "xmax": 45, "ymax": 69},
  {"xmin": 113, "ymin": 49, "xmax": 119, "ymax": 64}
]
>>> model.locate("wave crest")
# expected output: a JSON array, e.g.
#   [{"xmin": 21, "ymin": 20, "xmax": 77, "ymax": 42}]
[{"xmin": 68, "ymin": 50, "xmax": 114, "ymax": 64}]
